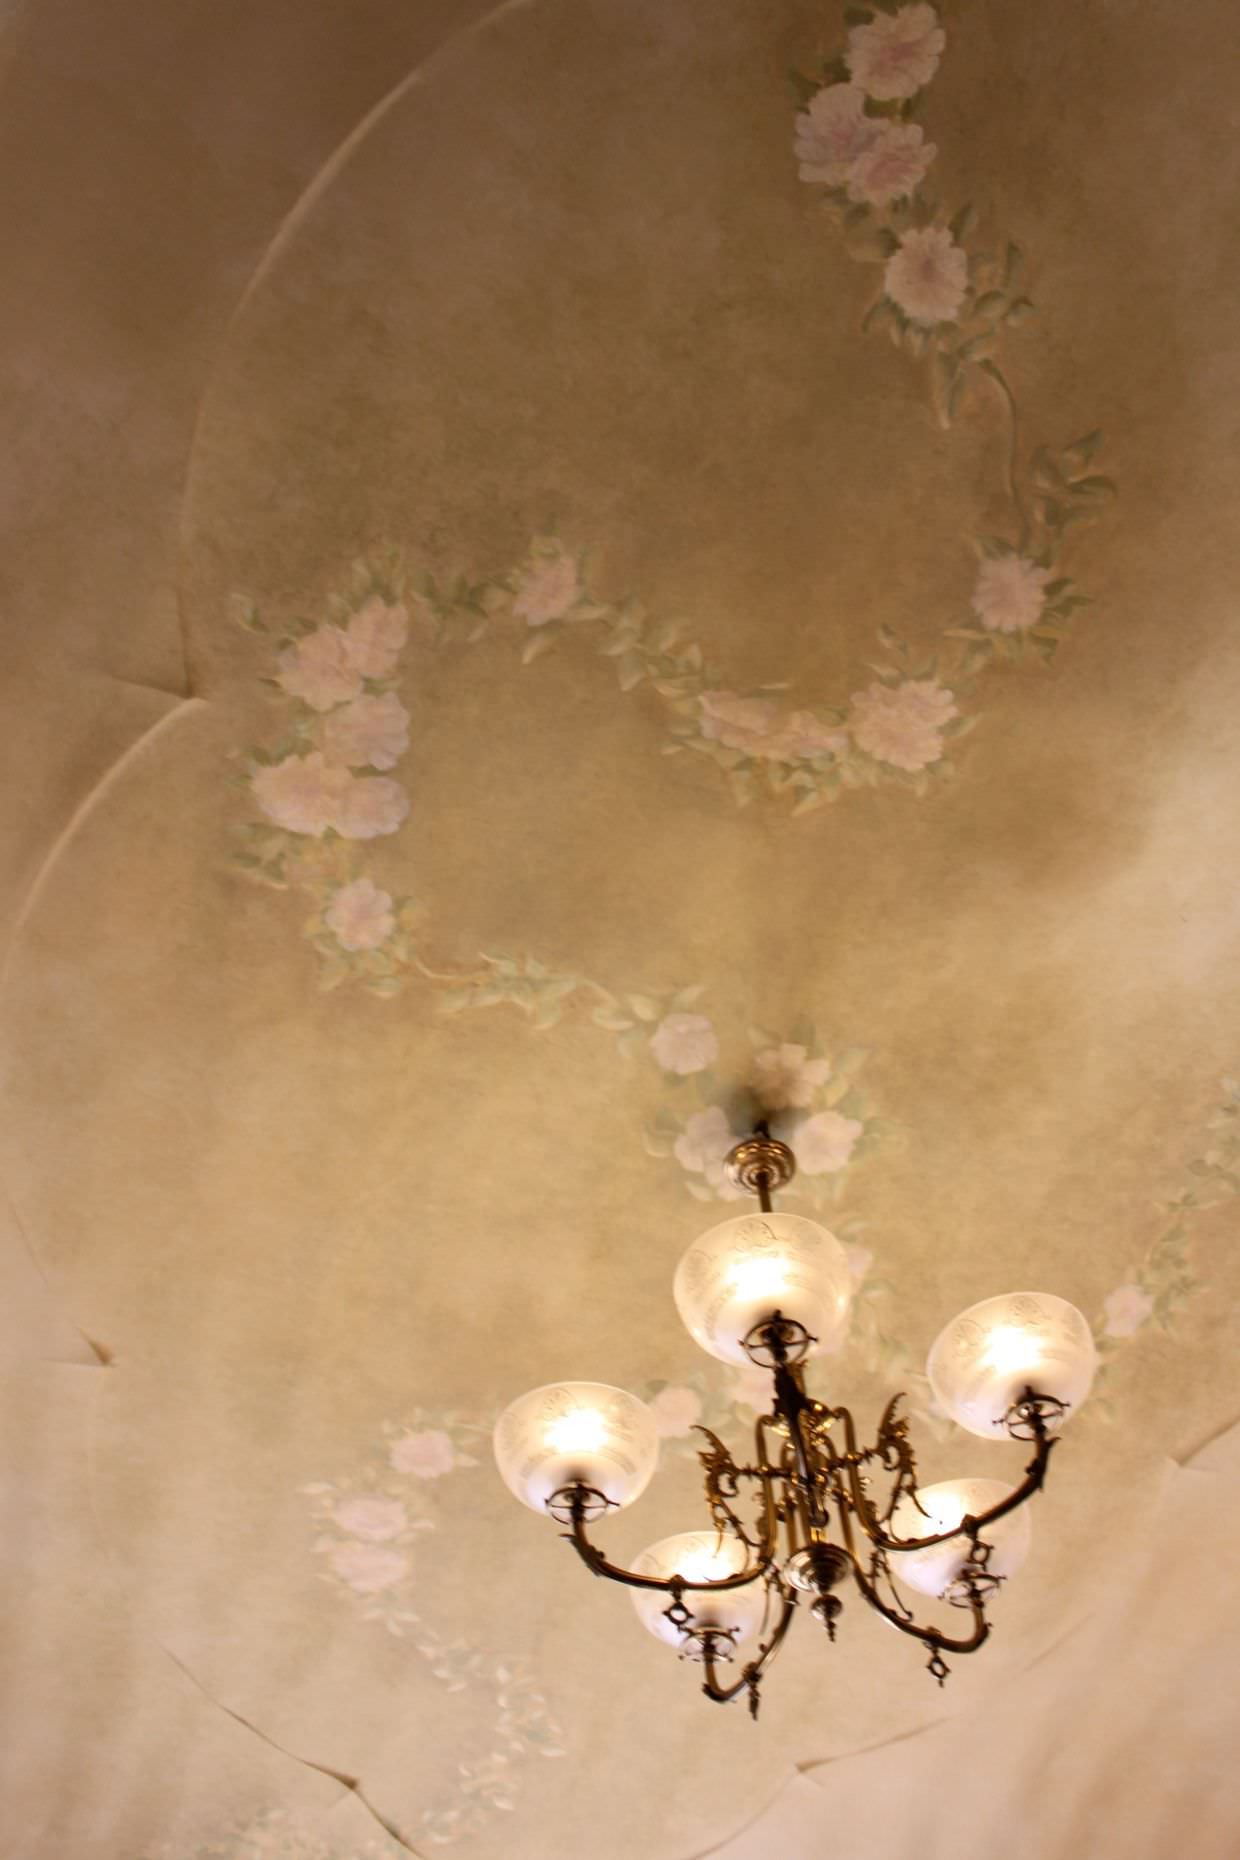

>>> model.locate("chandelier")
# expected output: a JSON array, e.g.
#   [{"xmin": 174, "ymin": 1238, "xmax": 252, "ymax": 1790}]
[{"xmin": 494, "ymin": 1125, "xmax": 1097, "ymax": 1716}]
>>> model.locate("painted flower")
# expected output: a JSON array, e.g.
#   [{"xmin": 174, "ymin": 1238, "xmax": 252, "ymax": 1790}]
[
  {"xmin": 673, "ymin": 1105, "xmax": 746, "ymax": 1199},
  {"xmin": 345, "ymin": 597, "xmax": 409, "ymax": 681},
  {"xmin": 791, "ymin": 1109, "xmax": 863, "ymax": 1175},
  {"xmin": 277, "ymin": 626, "xmax": 363, "ymax": 712},
  {"xmin": 650, "ymin": 1012, "xmax": 718, "ymax": 1076},
  {"xmin": 971, "ymin": 555, "xmax": 1053, "ymax": 634},
  {"xmin": 327, "ymin": 1541, "xmax": 410, "ymax": 1594},
  {"xmin": 252, "ymin": 751, "xmax": 350, "ymax": 837},
  {"xmin": 325, "ymin": 878, "xmax": 395, "ymax": 952},
  {"xmin": 699, "ymin": 691, "xmax": 845, "ymax": 764},
  {"xmin": 847, "ymin": 4, "xmax": 945, "ymax": 102},
  {"xmin": 333, "ymin": 774, "xmax": 410, "ymax": 841},
  {"xmin": 751, "ymin": 1043, "xmax": 832, "ymax": 1112},
  {"xmin": 390, "ymin": 1428, "xmax": 456, "ymax": 1479},
  {"xmin": 649, "ymin": 1386, "xmax": 703, "ymax": 1438},
  {"xmin": 794, "ymin": 83, "xmax": 879, "ymax": 186},
  {"xmin": 513, "ymin": 549, "xmax": 582, "ymax": 626},
  {"xmin": 333, "ymin": 1495, "xmax": 408, "ymax": 1542},
  {"xmin": 846, "ymin": 122, "xmax": 936, "ymax": 207},
  {"xmin": 730, "ymin": 1360, "xmax": 776, "ymax": 1413},
  {"xmin": 845, "ymin": 1243, "xmax": 874, "ymax": 1285},
  {"xmin": 322, "ymin": 692, "xmax": 411, "ymax": 770},
  {"xmin": 884, "ymin": 226, "xmax": 968, "ymax": 326},
  {"xmin": 1103, "ymin": 1283, "xmax": 1155, "ymax": 1339},
  {"xmin": 848, "ymin": 678, "xmax": 957, "ymax": 772}
]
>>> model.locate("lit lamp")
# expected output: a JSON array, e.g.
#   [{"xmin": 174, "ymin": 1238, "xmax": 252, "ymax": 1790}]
[{"xmin": 495, "ymin": 1124, "xmax": 1097, "ymax": 1714}]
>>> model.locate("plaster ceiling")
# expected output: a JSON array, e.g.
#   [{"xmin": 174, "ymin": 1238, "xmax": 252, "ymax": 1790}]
[{"xmin": 2, "ymin": 1, "xmax": 1239, "ymax": 1856}]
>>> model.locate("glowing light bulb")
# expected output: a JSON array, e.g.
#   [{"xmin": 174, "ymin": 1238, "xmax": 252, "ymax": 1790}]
[
  {"xmin": 629, "ymin": 1532, "xmax": 768, "ymax": 1648},
  {"xmin": 674, "ymin": 1214, "xmax": 852, "ymax": 1365},
  {"xmin": 493, "ymin": 1383, "xmax": 658, "ymax": 1514},
  {"xmin": 544, "ymin": 1408, "xmax": 607, "ymax": 1456},
  {"xmin": 726, "ymin": 1256, "xmax": 789, "ymax": 1301},
  {"xmin": 927, "ymin": 1294, "xmax": 1096, "ymax": 1439},
  {"xmin": 981, "ymin": 1325, "xmax": 1042, "ymax": 1377}
]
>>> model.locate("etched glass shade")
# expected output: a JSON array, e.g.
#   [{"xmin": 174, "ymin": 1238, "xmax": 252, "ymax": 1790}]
[
  {"xmin": 629, "ymin": 1532, "xmax": 768, "ymax": 1649},
  {"xmin": 673, "ymin": 1212, "xmax": 852, "ymax": 1365},
  {"xmin": 927, "ymin": 1292, "xmax": 1097, "ymax": 1439},
  {"xmin": 493, "ymin": 1382, "xmax": 658, "ymax": 1515},
  {"xmin": 889, "ymin": 1477, "xmax": 1033, "ymax": 1598}
]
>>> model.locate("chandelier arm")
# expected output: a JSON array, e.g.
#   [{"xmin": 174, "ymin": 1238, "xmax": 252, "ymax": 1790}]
[
  {"xmin": 699, "ymin": 1590, "xmax": 798, "ymax": 1707},
  {"xmin": 851, "ymin": 1559, "xmax": 990, "ymax": 1657},
  {"xmin": 560, "ymin": 1487, "xmax": 773, "ymax": 1593}
]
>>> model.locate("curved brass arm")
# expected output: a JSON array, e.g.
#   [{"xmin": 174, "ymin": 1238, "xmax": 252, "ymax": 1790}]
[
  {"xmin": 851, "ymin": 1559, "xmax": 990, "ymax": 1657},
  {"xmin": 560, "ymin": 1486, "xmax": 773, "ymax": 1593},
  {"xmin": 700, "ymin": 1590, "xmax": 798, "ymax": 1707}
]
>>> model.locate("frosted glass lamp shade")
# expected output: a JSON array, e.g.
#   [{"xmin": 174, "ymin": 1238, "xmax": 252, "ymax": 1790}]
[
  {"xmin": 927, "ymin": 1293, "xmax": 1097, "ymax": 1439},
  {"xmin": 630, "ymin": 1532, "xmax": 768, "ymax": 1648},
  {"xmin": 889, "ymin": 1478, "xmax": 1033, "ymax": 1598},
  {"xmin": 673, "ymin": 1213, "xmax": 852, "ymax": 1365},
  {"xmin": 493, "ymin": 1382, "xmax": 658, "ymax": 1515}
]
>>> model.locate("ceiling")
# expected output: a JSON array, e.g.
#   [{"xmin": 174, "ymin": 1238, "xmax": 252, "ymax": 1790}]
[{"xmin": 2, "ymin": 0, "xmax": 1239, "ymax": 1855}]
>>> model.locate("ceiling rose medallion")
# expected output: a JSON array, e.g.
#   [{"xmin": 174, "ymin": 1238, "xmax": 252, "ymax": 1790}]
[{"xmin": 495, "ymin": 1126, "xmax": 1096, "ymax": 1716}]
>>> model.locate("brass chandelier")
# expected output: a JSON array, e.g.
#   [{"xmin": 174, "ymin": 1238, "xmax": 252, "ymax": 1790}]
[{"xmin": 494, "ymin": 1125, "xmax": 1097, "ymax": 1717}]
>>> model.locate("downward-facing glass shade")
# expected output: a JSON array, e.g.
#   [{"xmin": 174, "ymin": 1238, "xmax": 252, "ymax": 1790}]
[
  {"xmin": 673, "ymin": 1212, "xmax": 852, "ymax": 1365},
  {"xmin": 889, "ymin": 1477, "xmax": 1033, "ymax": 1598},
  {"xmin": 629, "ymin": 1532, "xmax": 768, "ymax": 1648},
  {"xmin": 927, "ymin": 1292, "xmax": 1097, "ymax": 1438},
  {"xmin": 493, "ymin": 1382, "xmax": 658, "ymax": 1514}
]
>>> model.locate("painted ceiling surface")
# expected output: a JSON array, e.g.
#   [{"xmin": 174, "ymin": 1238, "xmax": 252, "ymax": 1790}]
[{"xmin": 2, "ymin": 0, "xmax": 1240, "ymax": 1856}]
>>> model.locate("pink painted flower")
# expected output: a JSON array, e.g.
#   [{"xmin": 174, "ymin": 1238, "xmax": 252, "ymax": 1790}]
[
  {"xmin": 763, "ymin": 711, "xmax": 849, "ymax": 764},
  {"xmin": 328, "ymin": 1541, "xmax": 410, "ymax": 1594},
  {"xmin": 845, "ymin": 1243, "xmax": 874, "ymax": 1285},
  {"xmin": 322, "ymin": 692, "xmax": 411, "ymax": 770},
  {"xmin": 848, "ymin": 678, "xmax": 957, "ymax": 772},
  {"xmin": 252, "ymin": 752, "xmax": 351, "ymax": 837},
  {"xmin": 884, "ymin": 226, "xmax": 968, "ymax": 326},
  {"xmin": 847, "ymin": 4, "xmax": 945, "ymax": 101},
  {"xmin": 513, "ymin": 550, "xmax": 582, "ymax": 626},
  {"xmin": 794, "ymin": 84, "xmax": 879, "ymax": 186},
  {"xmin": 345, "ymin": 597, "xmax": 409, "ymax": 681},
  {"xmin": 673, "ymin": 1106, "xmax": 746, "ymax": 1200},
  {"xmin": 650, "ymin": 1012, "xmax": 718, "ymax": 1076},
  {"xmin": 325, "ymin": 878, "xmax": 395, "ymax": 952},
  {"xmin": 390, "ymin": 1428, "xmax": 456, "ymax": 1479},
  {"xmin": 791, "ymin": 1109, "xmax": 863, "ymax": 1175},
  {"xmin": 333, "ymin": 1495, "xmax": 408, "ymax": 1541},
  {"xmin": 846, "ymin": 122, "xmax": 936, "ymax": 207},
  {"xmin": 699, "ymin": 691, "xmax": 845, "ymax": 764},
  {"xmin": 649, "ymin": 1386, "xmax": 703, "ymax": 1438},
  {"xmin": 277, "ymin": 627, "xmax": 363, "ymax": 712},
  {"xmin": 971, "ymin": 555, "xmax": 1053, "ymax": 634},
  {"xmin": 333, "ymin": 775, "xmax": 410, "ymax": 841},
  {"xmin": 1103, "ymin": 1283, "xmax": 1155, "ymax": 1339},
  {"xmin": 751, "ymin": 1043, "xmax": 832, "ymax": 1112}
]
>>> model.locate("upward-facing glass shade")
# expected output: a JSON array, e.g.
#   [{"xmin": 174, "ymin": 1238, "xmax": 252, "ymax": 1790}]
[
  {"xmin": 889, "ymin": 1477, "xmax": 1033, "ymax": 1598},
  {"xmin": 629, "ymin": 1532, "xmax": 768, "ymax": 1648},
  {"xmin": 493, "ymin": 1382, "xmax": 658, "ymax": 1514},
  {"xmin": 927, "ymin": 1293, "xmax": 1097, "ymax": 1438},
  {"xmin": 673, "ymin": 1212, "xmax": 852, "ymax": 1365}
]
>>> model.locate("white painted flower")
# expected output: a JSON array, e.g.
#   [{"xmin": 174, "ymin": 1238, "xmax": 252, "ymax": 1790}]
[
  {"xmin": 884, "ymin": 226, "xmax": 968, "ymax": 326},
  {"xmin": 1103, "ymin": 1283, "xmax": 1155, "ymax": 1339},
  {"xmin": 845, "ymin": 1243, "xmax": 874, "ymax": 1285},
  {"xmin": 848, "ymin": 678, "xmax": 957, "ymax": 772},
  {"xmin": 794, "ymin": 83, "xmax": 879, "ymax": 186},
  {"xmin": 971, "ymin": 555, "xmax": 1053, "ymax": 634},
  {"xmin": 333, "ymin": 1495, "xmax": 408, "ymax": 1541},
  {"xmin": 328, "ymin": 1541, "xmax": 410, "ymax": 1594},
  {"xmin": 333, "ymin": 774, "xmax": 410, "ymax": 841},
  {"xmin": 325, "ymin": 878, "xmax": 395, "ymax": 952},
  {"xmin": 791, "ymin": 1109, "xmax": 863, "ymax": 1175},
  {"xmin": 649, "ymin": 1386, "xmax": 703, "ymax": 1438},
  {"xmin": 650, "ymin": 1012, "xmax": 718, "ymax": 1076},
  {"xmin": 322, "ymin": 692, "xmax": 411, "ymax": 770},
  {"xmin": 846, "ymin": 122, "xmax": 936, "ymax": 206},
  {"xmin": 847, "ymin": 4, "xmax": 945, "ymax": 101},
  {"xmin": 513, "ymin": 549, "xmax": 582, "ymax": 626},
  {"xmin": 673, "ymin": 1105, "xmax": 746, "ymax": 1199},
  {"xmin": 699, "ymin": 691, "xmax": 846, "ymax": 764},
  {"xmin": 345, "ymin": 597, "xmax": 409, "ymax": 681},
  {"xmin": 390, "ymin": 1428, "xmax": 456, "ymax": 1478},
  {"xmin": 277, "ymin": 626, "xmax": 362, "ymax": 712},
  {"xmin": 751, "ymin": 1043, "xmax": 832, "ymax": 1112},
  {"xmin": 252, "ymin": 751, "xmax": 350, "ymax": 837}
]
